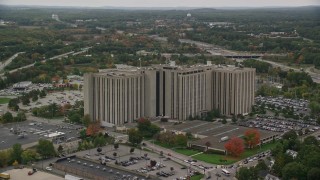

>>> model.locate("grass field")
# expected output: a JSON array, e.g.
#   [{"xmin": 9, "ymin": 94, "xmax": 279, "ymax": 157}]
[
  {"xmin": 152, "ymin": 139, "xmax": 278, "ymax": 165},
  {"xmin": 0, "ymin": 97, "xmax": 11, "ymax": 104},
  {"xmin": 192, "ymin": 142, "xmax": 278, "ymax": 165},
  {"xmin": 174, "ymin": 148, "xmax": 200, "ymax": 156},
  {"xmin": 190, "ymin": 174, "xmax": 204, "ymax": 180}
]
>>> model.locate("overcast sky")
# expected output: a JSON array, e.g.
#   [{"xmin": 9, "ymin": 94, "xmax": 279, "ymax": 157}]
[{"xmin": 1, "ymin": 0, "xmax": 319, "ymax": 7}]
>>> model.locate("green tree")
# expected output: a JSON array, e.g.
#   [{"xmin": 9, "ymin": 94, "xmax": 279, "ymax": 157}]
[
  {"xmin": 222, "ymin": 117, "xmax": 227, "ymax": 124},
  {"xmin": 237, "ymin": 167, "xmax": 258, "ymax": 180},
  {"xmin": 2, "ymin": 112, "xmax": 13, "ymax": 123},
  {"xmin": 309, "ymin": 101, "xmax": 320, "ymax": 115},
  {"xmin": 174, "ymin": 134, "xmax": 188, "ymax": 147},
  {"xmin": 282, "ymin": 162, "xmax": 307, "ymax": 180},
  {"xmin": 57, "ymin": 145, "xmax": 64, "ymax": 154},
  {"xmin": 16, "ymin": 112, "xmax": 27, "ymax": 122},
  {"xmin": 128, "ymin": 128, "xmax": 143, "ymax": 145},
  {"xmin": 307, "ymin": 168, "xmax": 320, "ymax": 180},
  {"xmin": 82, "ymin": 114, "xmax": 91, "ymax": 127},
  {"xmin": 21, "ymin": 149, "xmax": 39, "ymax": 164},
  {"xmin": 69, "ymin": 113, "xmax": 81, "ymax": 123},
  {"xmin": 304, "ymin": 136, "xmax": 319, "ymax": 146},
  {"xmin": 232, "ymin": 115, "xmax": 237, "ymax": 123},
  {"xmin": 39, "ymin": 90, "xmax": 46, "ymax": 98},
  {"xmin": 11, "ymin": 143, "xmax": 23, "ymax": 163},
  {"xmin": 0, "ymin": 150, "xmax": 10, "ymax": 167},
  {"xmin": 93, "ymin": 136, "xmax": 107, "ymax": 147},
  {"xmin": 37, "ymin": 139, "xmax": 56, "ymax": 158},
  {"xmin": 282, "ymin": 130, "xmax": 298, "ymax": 141}
]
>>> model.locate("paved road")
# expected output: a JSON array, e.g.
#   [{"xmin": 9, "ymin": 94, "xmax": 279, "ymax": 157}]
[
  {"xmin": 0, "ymin": 47, "xmax": 92, "ymax": 77},
  {"xmin": 255, "ymin": 58, "xmax": 320, "ymax": 83},
  {"xmin": 0, "ymin": 52, "xmax": 25, "ymax": 72}
]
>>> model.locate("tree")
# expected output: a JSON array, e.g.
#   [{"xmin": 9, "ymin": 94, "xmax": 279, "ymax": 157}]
[
  {"xmin": 174, "ymin": 134, "xmax": 188, "ymax": 147},
  {"xmin": 86, "ymin": 121, "xmax": 100, "ymax": 136},
  {"xmin": 205, "ymin": 141, "xmax": 211, "ymax": 151},
  {"xmin": 158, "ymin": 132, "xmax": 176, "ymax": 146},
  {"xmin": 283, "ymin": 130, "xmax": 298, "ymax": 140},
  {"xmin": 114, "ymin": 143, "xmax": 119, "ymax": 150},
  {"xmin": 237, "ymin": 167, "xmax": 258, "ymax": 180},
  {"xmin": 222, "ymin": 117, "xmax": 227, "ymax": 124},
  {"xmin": 2, "ymin": 112, "xmax": 13, "ymax": 123},
  {"xmin": 0, "ymin": 150, "xmax": 10, "ymax": 167},
  {"xmin": 244, "ymin": 129, "xmax": 261, "ymax": 148},
  {"xmin": 32, "ymin": 95, "xmax": 38, "ymax": 102},
  {"xmin": 282, "ymin": 162, "xmax": 307, "ymax": 180},
  {"xmin": 11, "ymin": 143, "xmax": 23, "ymax": 163},
  {"xmin": 57, "ymin": 145, "xmax": 64, "ymax": 154},
  {"xmin": 308, "ymin": 168, "xmax": 320, "ymax": 180},
  {"xmin": 224, "ymin": 137, "xmax": 245, "ymax": 157},
  {"xmin": 97, "ymin": 147, "xmax": 102, "ymax": 153},
  {"xmin": 37, "ymin": 139, "xmax": 56, "ymax": 158},
  {"xmin": 83, "ymin": 114, "xmax": 91, "ymax": 127},
  {"xmin": 93, "ymin": 136, "xmax": 107, "ymax": 147},
  {"xmin": 304, "ymin": 136, "xmax": 319, "ymax": 146},
  {"xmin": 16, "ymin": 112, "xmax": 27, "ymax": 122},
  {"xmin": 128, "ymin": 128, "xmax": 143, "ymax": 145},
  {"xmin": 48, "ymin": 103, "xmax": 59, "ymax": 118},
  {"xmin": 79, "ymin": 129, "xmax": 86, "ymax": 139},
  {"xmin": 69, "ymin": 113, "xmax": 81, "ymax": 123},
  {"xmin": 21, "ymin": 149, "xmax": 39, "ymax": 164},
  {"xmin": 137, "ymin": 118, "xmax": 160, "ymax": 138},
  {"xmin": 39, "ymin": 90, "xmax": 46, "ymax": 98},
  {"xmin": 232, "ymin": 115, "xmax": 237, "ymax": 123}
]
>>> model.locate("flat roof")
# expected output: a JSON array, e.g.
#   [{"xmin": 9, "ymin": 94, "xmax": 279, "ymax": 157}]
[
  {"xmin": 4, "ymin": 168, "xmax": 64, "ymax": 180},
  {"xmin": 55, "ymin": 157, "xmax": 149, "ymax": 179},
  {"xmin": 160, "ymin": 120, "xmax": 279, "ymax": 151}
]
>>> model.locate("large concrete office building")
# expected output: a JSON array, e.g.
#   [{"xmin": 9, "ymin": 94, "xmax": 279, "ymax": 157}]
[{"xmin": 84, "ymin": 62, "xmax": 255, "ymax": 126}]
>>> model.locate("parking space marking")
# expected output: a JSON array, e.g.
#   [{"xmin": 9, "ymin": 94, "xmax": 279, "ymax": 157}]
[
  {"xmin": 196, "ymin": 125, "xmax": 225, "ymax": 134},
  {"xmin": 213, "ymin": 127, "xmax": 239, "ymax": 137},
  {"xmin": 182, "ymin": 122, "xmax": 211, "ymax": 131}
]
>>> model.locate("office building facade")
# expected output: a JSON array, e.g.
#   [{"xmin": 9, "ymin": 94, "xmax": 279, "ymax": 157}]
[{"xmin": 84, "ymin": 63, "xmax": 255, "ymax": 126}]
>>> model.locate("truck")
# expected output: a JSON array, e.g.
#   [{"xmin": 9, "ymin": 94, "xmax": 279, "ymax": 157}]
[{"xmin": 0, "ymin": 173, "xmax": 10, "ymax": 180}]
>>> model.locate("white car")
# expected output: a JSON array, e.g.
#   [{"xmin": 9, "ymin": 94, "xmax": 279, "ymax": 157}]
[{"xmin": 46, "ymin": 167, "xmax": 52, "ymax": 171}]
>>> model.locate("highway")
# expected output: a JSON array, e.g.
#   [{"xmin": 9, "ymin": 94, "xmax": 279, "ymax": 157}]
[
  {"xmin": 0, "ymin": 52, "xmax": 25, "ymax": 72},
  {"xmin": 255, "ymin": 58, "xmax": 320, "ymax": 83},
  {"xmin": 0, "ymin": 47, "xmax": 92, "ymax": 77}
]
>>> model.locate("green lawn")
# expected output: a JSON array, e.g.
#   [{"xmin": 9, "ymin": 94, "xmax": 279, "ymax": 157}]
[
  {"xmin": 193, "ymin": 153, "xmax": 238, "ymax": 165},
  {"xmin": 192, "ymin": 142, "xmax": 278, "ymax": 165},
  {"xmin": 0, "ymin": 98, "xmax": 11, "ymax": 104},
  {"xmin": 153, "ymin": 139, "xmax": 278, "ymax": 165},
  {"xmin": 190, "ymin": 174, "xmax": 204, "ymax": 180},
  {"xmin": 174, "ymin": 148, "xmax": 200, "ymax": 156}
]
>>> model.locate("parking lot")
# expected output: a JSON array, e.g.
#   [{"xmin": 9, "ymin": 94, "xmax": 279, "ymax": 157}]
[
  {"xmin": 73, "ymin": 145, "xmax": 198, "ymax": 179},
  {"xmin": 255, "ymin": 96, "xmax": 310, "ymax": 115},
  {"xmin": 0, "ymin": 120, "xmax": 83, "ymax": 150},
  {"xmin": 0, "ymin": 83, "xmax": 52, "ymax": 96},
  {"xmin": 54, "ymin": 156, "xmax": 149, "ymax": 180},
  {"xmin": 19, "ymin": 90, "xmax": 83, "ymax": 111},
  {"xmin": 239, "ymin": 115, "xmax": 319, "ymax": 133}
]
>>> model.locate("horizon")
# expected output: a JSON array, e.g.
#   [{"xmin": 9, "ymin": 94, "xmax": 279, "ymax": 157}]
[{"xmin": 1, "ymin": 0, "xmax": 319, "ymax": 8}]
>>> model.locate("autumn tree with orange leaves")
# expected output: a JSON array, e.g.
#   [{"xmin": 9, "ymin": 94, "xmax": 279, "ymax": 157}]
[
  {"xmin": 224, "ymin": 137, "xmax": 245, "ymax": 157},
  {"xmin": 86, "ymin": 120, "xmax": 100, "ymax": 136},
  {"xmin": 244, "ymin": 129, "xmax": 261, "ymax": 148}
]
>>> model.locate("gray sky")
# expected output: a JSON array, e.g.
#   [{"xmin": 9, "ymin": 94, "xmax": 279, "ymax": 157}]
[{"xmin": 0, "ymin": 0, "xmax": 319, "ymax": 7}]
